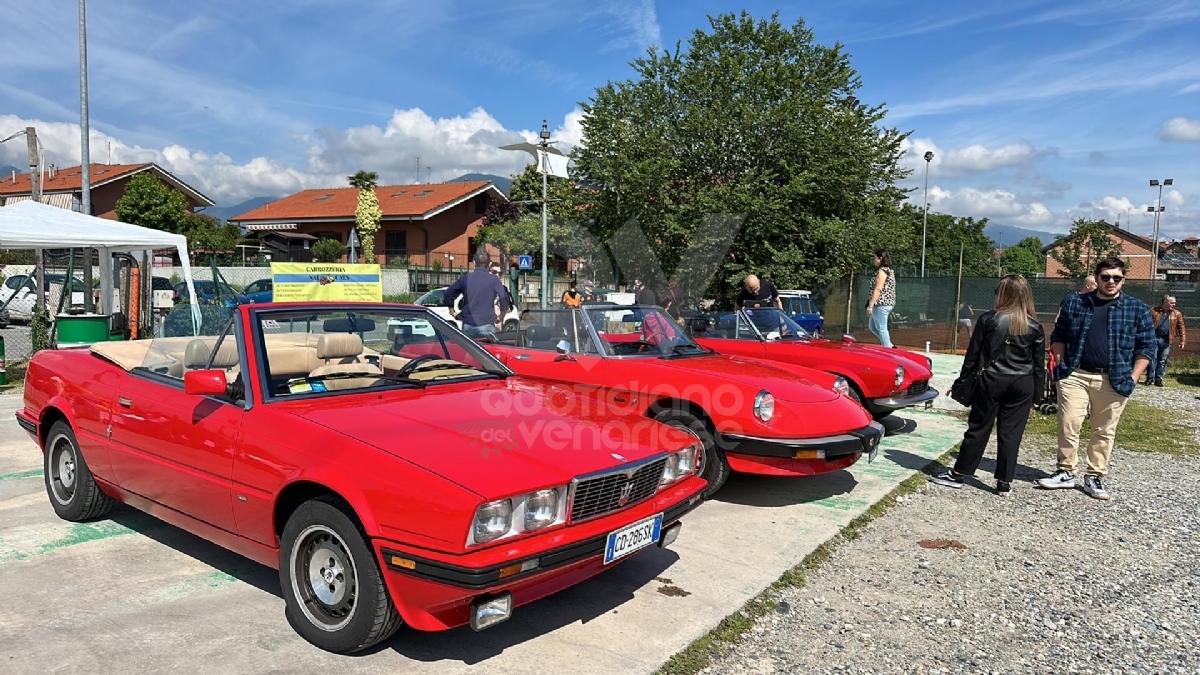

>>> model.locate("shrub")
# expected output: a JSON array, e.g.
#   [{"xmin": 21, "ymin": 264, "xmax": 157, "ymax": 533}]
[{"xmin": 312, "ymin": 238, "xmax": 346, "ymax": 263}]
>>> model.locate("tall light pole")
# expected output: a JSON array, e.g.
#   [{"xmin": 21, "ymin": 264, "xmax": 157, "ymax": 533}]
[
  {"xmin": 921, "ymin": 151, "xmax": 933, "ymax": 277},
  {"xmin": 1148, "ymin": 178, "xmax": 1173, "ymax": 283},
  {"xmin": 538, "ymin": 120, "xmax": 551, "ymax": 309},
  {"xmin": 79, "ymin": 0, "xmax": 96, "ymax": 312}
]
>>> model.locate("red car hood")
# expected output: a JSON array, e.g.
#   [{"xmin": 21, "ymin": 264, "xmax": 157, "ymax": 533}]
[
  {"xmin": 278, "ymin": 379, "xmax": 696, "ymax": 498},
  {"xmin": 791, "ymin": 340, "xmax": 934, "ymax": 380},
  {"xmin": 655, "ymin": 354, "xmax": 840, "ymax": 403}
]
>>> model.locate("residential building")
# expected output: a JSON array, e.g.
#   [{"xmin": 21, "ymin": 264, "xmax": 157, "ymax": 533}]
[
  {"xmin": 229, "ymin": 181, "xmax": 507, "ymax": 266},
  {"xmin": 1043, "ymin": 223, "xmax": 1200, "ymax": 282},
  {"xmin": 0, "ymin": 163, "xmax": 214, "ymax": 217}
]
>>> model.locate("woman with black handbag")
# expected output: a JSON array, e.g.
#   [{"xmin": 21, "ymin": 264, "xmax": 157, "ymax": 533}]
[{"xmin": 931, "ymin": 275, "xmax": 1046, "ymax": 496}]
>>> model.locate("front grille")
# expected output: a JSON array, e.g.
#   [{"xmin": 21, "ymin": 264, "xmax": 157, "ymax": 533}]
[
  {"xmin": 569, "ymin": 457, "xmax": 667, "ymax": 523},
  {"xmin": 907, "ymin": 380, "xmax": 929, "ymax": 396}
]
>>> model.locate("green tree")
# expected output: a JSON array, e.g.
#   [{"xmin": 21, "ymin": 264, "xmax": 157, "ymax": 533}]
[
  {"xmin": 573, "ymin": 11, "xmax": 911, "ymax": 299},
  {"xmin": 349, "ymin": 170, "xmax": 381, "ymax": 263},
  {"xmin": 312, "ymin": 238, "xmax": 345, "ymax": 263},
  {"xmin": 999, "ymin": 236, "xmax": 1045, "ymax": 278},
  {"xmin": 179, "ymin": 213, "xmax": 243, "ymax": 264},
  {"xmin": 479, "ymin": 165, "xmax": 589, "ymax": 266},
  {"xmin": 882, "ymin": 204, "xmax": 994, "ymax": 277},
  {"xmin": 115, "ymin": 172, "xmax": 189, "ymax": 233},
  {"xmin": 1049, "ymin": 219, "xmax": 1124, "ymax": 277}
]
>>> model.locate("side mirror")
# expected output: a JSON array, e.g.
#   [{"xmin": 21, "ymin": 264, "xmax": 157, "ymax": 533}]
[
  {"xmin": 555, "ymin": 340, "xmax": 572, "ymax": 355},
  {"xmin": 184, "ymin": 369, "xmax": 228, "ymax": 396},
  {"xmin": 842, "ymin": 334, "xmax": 857, "ymax": 344}
]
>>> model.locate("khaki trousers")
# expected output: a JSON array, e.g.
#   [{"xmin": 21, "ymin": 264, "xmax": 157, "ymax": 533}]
[{"xmin": 1056, "ymin": 371, "xmax": 1128, "ymax": 477}]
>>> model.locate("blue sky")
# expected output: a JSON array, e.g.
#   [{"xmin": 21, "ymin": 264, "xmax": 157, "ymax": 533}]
[{"xmin": 1, "ymin": 0, "xmax": 1197, "ymax": 239}]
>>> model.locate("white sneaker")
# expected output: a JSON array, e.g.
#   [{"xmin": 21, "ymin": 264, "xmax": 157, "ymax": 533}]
[
  {"xmin": 1036, "ymin": 470, "xmax": 1076, "ymax": 489},
  {"xmin": 1083, "ymin": 475, "xmax": 1111, "ymax": 501}
]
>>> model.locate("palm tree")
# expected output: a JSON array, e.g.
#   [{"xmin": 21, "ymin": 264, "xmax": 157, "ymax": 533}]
[
  {"xmin": 348, "ymin": 171, "xmax": 381, "ymax": 262},
  {"xmin": 347, "ymin": 170, "xmax": 378, "ymax": 190}
]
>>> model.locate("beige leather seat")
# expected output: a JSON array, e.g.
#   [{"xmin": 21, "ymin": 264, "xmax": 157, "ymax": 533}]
[
  {"xmin": 308, "ymin": 334, "xmax": 381, "ymax": 390},
  {"xmin": 183, "ymin": 338, "xmax": 240, "ymax": 371}
]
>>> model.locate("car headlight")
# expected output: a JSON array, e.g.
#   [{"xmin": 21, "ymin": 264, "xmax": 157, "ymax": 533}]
[
  {"xmin": 894, "ymin": 365, "xmax": 905, "ymax": 388},
  {"xmin": 472, "ymin": 499, "xmax": 513, "ymax": 545},
  {"xmin": 833, "ymin": 376, "xmax": 850, "ymax": 397},
  {"xmin": 661, "ymin": 443, "xmax": 701, "ymax": 486},
  {"xmin": 523, "ymin": 489, "xmax": 559, "ymax": 532},
  {"xmin": 753, "ymin": 390, "xmax": 775, "ymax": 422}
]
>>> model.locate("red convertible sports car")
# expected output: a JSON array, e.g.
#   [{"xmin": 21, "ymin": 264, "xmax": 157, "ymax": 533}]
[
  {"xmin": 17, "ymin": 302, "xmax": 705, "ymax": 653},
  {"xmin": 482, "ymin": 305, "xmax": 884, "ymax": 498},
  {"xmin": 687, "ymin": 307, "xmax": 938, "ymax": 420}
]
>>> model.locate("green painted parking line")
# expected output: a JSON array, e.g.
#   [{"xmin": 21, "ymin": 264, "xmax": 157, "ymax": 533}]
[
  {"xmin": 0, "ymin": 469, "xmax": 42, "ymax": 481},
  {"xmin": 35, "ymin": 521, "xmax": 136, "ymax": 556}
]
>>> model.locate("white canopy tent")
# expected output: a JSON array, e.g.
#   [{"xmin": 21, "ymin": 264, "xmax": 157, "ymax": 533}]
[{"xmin": 0, "ymin": 200, "xmax": 201, "ymax": 334}]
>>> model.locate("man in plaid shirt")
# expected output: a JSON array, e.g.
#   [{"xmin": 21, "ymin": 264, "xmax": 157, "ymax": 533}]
[{"xmin": 1037, "ymin": 258, "xmax": 1155, "ymax": 501}]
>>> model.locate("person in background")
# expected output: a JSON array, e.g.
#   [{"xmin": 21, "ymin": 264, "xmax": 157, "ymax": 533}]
[
  {"xmin": 1148, "ymin": 294, "xmax": 1186, "ymax": 387},
  {"xmin": 736, "ymin": 274, "xmax": 781, "ymax": 309},
  {"xmin": 1036, "ymin": 258, "xmax": 1155, "ymax": 501},
  {"xmin": 490, "ymin": 262, "xmax": 516, "ymax": 322},
  {"xmin": 561, "ymin": 281, "xmax": 582, "ymax": 308},
  {"xmin": 445, "ymin": 249, "xmax": 511, "ymax": 338},
  {"xmin": 633, "ymin": 279, "xmax": 656, "ymax": 305},
  {"xmin": 931, "ymin": 275, "xmax": 1045, "ymax": 496},
  {"xmin": 1079, "ymin": 275, "xmax": 1097, "ymax": 294},
  {"xmin": 958, "ymin": 302, "xmax": 975, "ymax": 342},
  {"xmin": 866, "ymin": 250, "xmax": 897, "ymax": 348},
  {"xmin": 660, "ymin": 279, "xmax": 682, "ymax": 321},
  {"xmin": 581, "ymin": 279, "xmax": 597, "ymax": 302}
]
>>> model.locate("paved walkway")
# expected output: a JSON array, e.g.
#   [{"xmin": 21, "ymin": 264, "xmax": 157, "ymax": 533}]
[{"xmin": 0, "ymin": 392, "xmax": 964, "ymax": 674}]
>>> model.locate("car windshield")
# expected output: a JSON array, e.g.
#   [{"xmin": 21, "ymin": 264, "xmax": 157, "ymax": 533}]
[
  {"xmin": 580, "ymin": 305, "xmax": 708, "ymax": 357},
  {"xmin": 416, "ymin": 289, "xmax": 444, "ymax": 306},
  {"xmin": 740, "ymin": 307, "xmax": 811, "ymax": 340},
  {"xmin": 254, "ymin": 307, "xmax": 509, "ymax": 398}
]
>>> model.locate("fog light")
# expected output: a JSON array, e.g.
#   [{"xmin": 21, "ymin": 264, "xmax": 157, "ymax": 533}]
[
  {"xmin": 470, "ymin": 593, "xmax": 513, "ymax": 631},
  {"xmin": 659, "ymin": 522, "xmax": 682, "ymax": 548}
]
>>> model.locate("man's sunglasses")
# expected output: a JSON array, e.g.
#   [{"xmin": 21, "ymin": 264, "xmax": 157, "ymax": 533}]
[{"xmin": 1098, "ymin": 274, "xmax": 1124, "ymax": 283}]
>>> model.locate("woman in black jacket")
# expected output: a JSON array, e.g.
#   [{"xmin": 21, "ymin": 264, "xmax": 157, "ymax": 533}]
[{"xmin": 931, "ymin": 274, "xmax": 1046, "ymax": 496}]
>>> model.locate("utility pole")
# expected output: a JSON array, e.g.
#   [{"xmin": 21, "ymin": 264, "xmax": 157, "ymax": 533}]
[
  {"xmin": 921, "ymin": 151, "xmax": 934, "ymax": 277},
  {"xmin": 80, "ymin": 0, "xmax": 95, "ymax": 312},
  {"xmin": 26, "ymin": 127, "xmax": 46, "ymax": 313},
  {"xmin": 1148, "ymin": 178, "xmax": 1173, "ymax": 286},
  {"xmin": 538, "ymin": 121, "xmax": 551, "ymax": 309},
  {"xmin": 415, "ymin": 156, "xmax": 421, "ymax": 184}
]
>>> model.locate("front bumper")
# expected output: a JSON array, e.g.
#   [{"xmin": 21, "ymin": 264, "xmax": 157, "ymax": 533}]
[
  {"xmin": 721, "ymin": 420, "xmax": 885, "ymax": 460},
  {"xmin": 374, "ymin": 478, "xmax": 704, "ymax": 632},
  {"xmin": 871, "ymin": 387, "xmax": 939, "ymax": 411}
]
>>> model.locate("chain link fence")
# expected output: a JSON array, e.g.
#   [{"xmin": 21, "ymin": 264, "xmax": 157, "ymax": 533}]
[{"xmin": 818, "ymin": 272, "xmax": 1200, "ymax": 355}]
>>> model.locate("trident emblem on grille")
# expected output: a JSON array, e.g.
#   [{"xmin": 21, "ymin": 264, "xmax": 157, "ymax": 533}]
[{"xmin": 618, "ymin": 482, "xmax": 634, "ymax": 506}]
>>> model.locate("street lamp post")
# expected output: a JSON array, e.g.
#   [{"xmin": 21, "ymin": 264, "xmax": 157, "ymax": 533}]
[
  {"xmin": 538, "ymin": 120, "xmax": 551, "ymax": 309},
  {"xmin": 1148, "ymin": 178, "xmax": 1173, "ymax": 283},
  {"xmin": 921, "ymin": 151, "xmax": 934, "ymax": 277}
]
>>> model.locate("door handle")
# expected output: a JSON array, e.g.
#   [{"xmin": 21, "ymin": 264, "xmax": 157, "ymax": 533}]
[
  {"xmin": 118, "ymin": 397, "xmax": 132, "ymax": 408},
  {"xmin": 514, "ymin": 354, "xmax": 532, "ymax": 360}
]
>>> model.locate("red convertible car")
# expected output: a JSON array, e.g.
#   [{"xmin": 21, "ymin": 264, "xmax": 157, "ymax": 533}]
[
  {"xmin": 687, "ymin": 307, "xmax": 938, "ymax": 420},
  {"xmin": 17, "ymin": 303, "xmax": 705, "ymax": 653},
  {"xmin": 482, "ymin": 305, "xmax": 884, "ymax": 498}
]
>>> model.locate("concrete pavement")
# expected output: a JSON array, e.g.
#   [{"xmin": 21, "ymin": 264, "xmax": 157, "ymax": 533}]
[{"xmin": 0, "ymin": 389, "xmax": 964, "ymax": 674}]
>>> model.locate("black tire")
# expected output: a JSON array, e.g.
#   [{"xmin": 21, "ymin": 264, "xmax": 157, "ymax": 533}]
[
  {"xmin": 279, "ymin": 496, "xmax": 402, "ymax": 654},
  {"xmin": 503, "ymin": 320, "xmax": 519, "ymax": 332},
  {"xmin": 44, "ymin": 420, "xmax": 114, "ymax": 521},
  {"xmin": 654, "ymin": 409, "xmax": 729, "ymax": 499}
]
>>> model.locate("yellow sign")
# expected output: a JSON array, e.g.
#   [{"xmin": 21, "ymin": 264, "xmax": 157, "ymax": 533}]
[{"xmin": 270, "ymin": 263, "xmax": 383, "ymax": 302}]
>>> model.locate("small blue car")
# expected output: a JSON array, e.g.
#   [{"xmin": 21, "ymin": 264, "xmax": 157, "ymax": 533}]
[{"xmin": 778, "ymin": 290, "xmax": 823, "ymax": 335}]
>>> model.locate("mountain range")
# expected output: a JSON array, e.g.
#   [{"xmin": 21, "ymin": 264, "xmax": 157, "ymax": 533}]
[{"xmin": 983, "ymin": 223, "xmax": 1061, "ymax": 249}]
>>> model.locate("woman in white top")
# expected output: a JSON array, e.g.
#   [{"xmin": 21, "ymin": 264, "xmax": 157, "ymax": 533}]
[{"xmin": 866, "ymin": 250, "xmax": 897, "ymax": 348}]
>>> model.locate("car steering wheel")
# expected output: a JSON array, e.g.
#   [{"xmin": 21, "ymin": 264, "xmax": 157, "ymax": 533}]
[{"xmin": 395, "ymin": 353, "xmax": 442, "ymax": 377}]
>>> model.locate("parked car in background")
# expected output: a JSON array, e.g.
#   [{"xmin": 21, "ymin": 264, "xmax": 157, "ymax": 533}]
[
  {"xmin": 172, "ymin": 280, "xmax": 218, "ymax": 304},
  {"xmin": 18, "ymin": 302, "xmax": 705, "ymax": 652},
  {"xmin": 482, "ymin": 304, "xmax": 884, "ymax": 498},
  {"xmin": 0, "ymin": 305, "xmax": 9, "ymax": 328},
  {"xmin": 1, "ymin": 273, "xmax": 89, "ymax": 322},
  {"xmin": 777, "ymin": 290, "xmax": 824, "ymax": 335},
  {"xmin": 686, "ymin": 307, "xmax": 937, "ymax": 420},
  {"xmin": 241, "ymin": 278, "xmax": 273, "ymax": 303},
  {"xmin": 416, "ymin": 286, "xmax": 520, "ymax": 331}
]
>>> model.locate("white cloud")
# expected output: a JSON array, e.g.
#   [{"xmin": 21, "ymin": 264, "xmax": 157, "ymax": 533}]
[
  {"xmin": 900, "ymin": 138, "xmax": 1044, "ymax": 177},
  {"xmin": 921, "ymin": 185, "xmax": 1056, "ymax": 227},
  {"xmin": 1159, "ymin": 117, "xmax": 1200, "ymax": 142},
  {"xmin": 1, "ymin": 108, "xmax": 587, "ymax": 204},
  {"xmin": 592, "ymin": 0, "xmax": 661, "ymax": 51}
]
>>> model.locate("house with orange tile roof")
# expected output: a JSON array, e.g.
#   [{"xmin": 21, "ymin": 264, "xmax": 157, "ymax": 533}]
[
  {"xmin": 229, "ymin": 181, "xmax": 507, "ymax": 266},
  {"xmin": 0, "ymin": 163, "xmax": 214, "ymax": 218}
]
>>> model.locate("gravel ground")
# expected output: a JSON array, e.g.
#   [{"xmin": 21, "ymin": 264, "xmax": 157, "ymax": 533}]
[{"xmin": 703, "ymin": 385, "xmax": 1200, "ymax": 675}]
